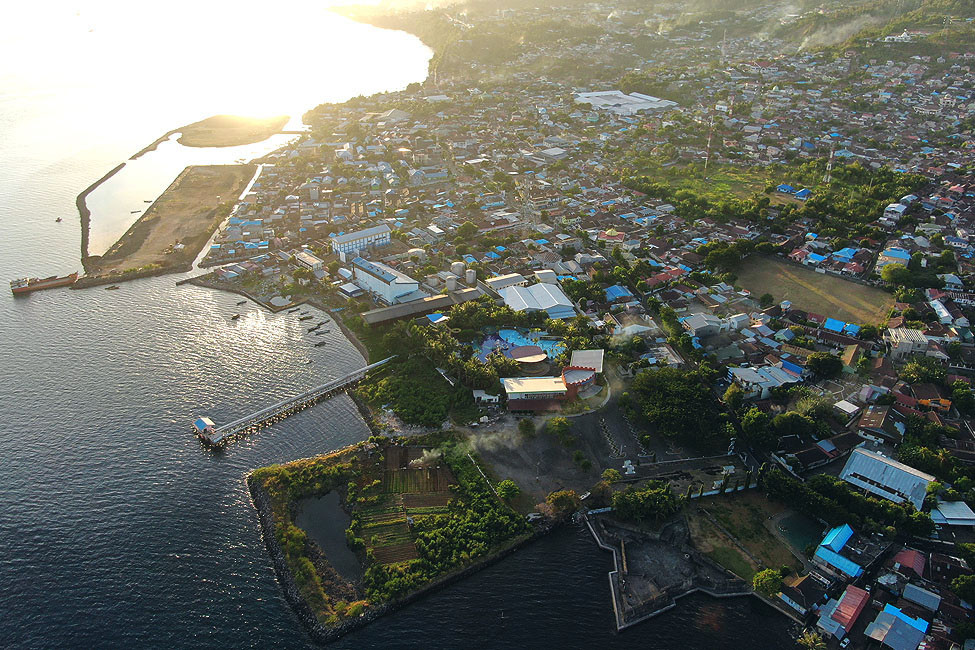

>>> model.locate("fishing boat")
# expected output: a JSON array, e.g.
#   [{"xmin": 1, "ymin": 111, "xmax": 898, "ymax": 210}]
[
  {"xmin": 105, "ymin": 285, "xmax": 120, "ymax": 291},
  {"xmin": 10, "ymin": 272, "xmax": 78, "ymax": 295},
  {"xmin": 231, "ymin": 314, "xmax": 241, "ymax": 321},
  {"xmin": 130, "ymin": 210, "xmax": 140, "ymax": 214},
  {"xmin": 314, "ymin": 341, "xmax": 328, "ymax": 347},
  {"xmin": 298, "ymin": 315, "xmax": 313, "ymax": 321},
  {"xmin": 55, "ymin": 217, "xmax": 62, "ymax": 223},
  {"xmin": 236, "ymin": 300, "xmax": 247, "ymax": 305},
  {"xmin": 288, "ymin": 307, "xmax": 300, "ymax": 313}
]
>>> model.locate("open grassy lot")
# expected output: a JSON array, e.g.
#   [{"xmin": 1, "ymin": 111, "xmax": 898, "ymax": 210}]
[
  {"xmin": 736, "ymin": 257, "xmax": 893, "ymax": 324},
  {"xmin": 687, "ymin": 491, "xmax": 804, "ymax": 581}
]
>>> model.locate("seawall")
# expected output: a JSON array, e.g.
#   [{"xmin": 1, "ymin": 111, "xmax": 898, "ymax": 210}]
[
  {"xmin": 77, "ymin": 162, "xmax": 126, "ymax": 270},
  {"xmin": 248, "ymin": 474, "xmax": 559, "ymax": 645}
]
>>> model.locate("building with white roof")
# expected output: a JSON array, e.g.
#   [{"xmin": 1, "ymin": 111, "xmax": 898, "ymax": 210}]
[
  {"xmin": 570, "ymin": 349, "xmax": 604, "ymax": 374},
  {"xmin": 728, "ymin": 365, "xmax": 798, "ymax": 399},
  {"xmin": 575, "ymin": 91, "xmax": 678, "ymax": 116},
  {"xmin": 499, "ymin": 283, "xmax": 576, "ymax": 319},
  {"xmin": 884, "ymin": 327, "xmax": 929, "ymax": 361},
  {"xmin": 839, "ymin": 448, "xmax": 934, "ymax": 510},
  {"xmin": 932, "ymin": 500, "xmax": 975, "ymax": 527},
  {"xmin": 294, "ymin": 250, "xmax": 324, "ymax": 272},
  {"xmin": 351, "ymin": 256, "xmax": 422, "ymax": 305},
  {"xmin": 331, "ymin": 224, "xmax": 392, "ymax": 256},
  {"xmin": 485, "ymin": 273, "xmax": 527, "ymax": 292}
]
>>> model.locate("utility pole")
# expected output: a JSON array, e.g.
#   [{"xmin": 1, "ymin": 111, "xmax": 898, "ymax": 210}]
[{"xmin": 823, "ymin": 139, "xmax": 835, "ymax": 185}]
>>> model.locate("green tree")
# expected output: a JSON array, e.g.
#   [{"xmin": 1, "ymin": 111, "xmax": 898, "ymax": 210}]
[
  {"xmin": 546, "ymin": 490, "xmax": 580, "ymax": 518},
  {"xmin": 900, "ymin": 356, "xmax": 947, "ymax": 385},
  {"xmin": 752, "ymin": 568, "xmax": 783, "ymax": 598},
  {"xmin": 518, "ymin": 418, "xmax": 536, "ymax": 437},
  {"xmin": 457, "ymin": 221, "xmax": 478, "ymax": 239},
  {"xmin": 759, "ymin": 293, "xmax": 775, "ymax": 308},
  {"xmin": 881, "ymin": 263, "xmax": 912, "ymax": 285},
  {"xmin": 601, "ymin": 468, "xmax": 622, "ymax": 483},
  {"xmin": 796, "ymin": 630, "xmax": 826, "ymax": 650},
  {"xmin": 723, "ymin": 382, "xmax": 744, "ymax": 412},
  {"xmin": 496, "ymin": 479, "xmax": 521, "ymax": 500},
  {"xmin": 546, "ymin": 416, "xmax": 575, "ymax": 447},
  {"xmin": 951, "ymin": 574, "xmax": 975, "ymax": 603},
  {"xmin": 741, "ymin": 407, "xmax": 776, "ymax": 450},
  {"xmin": 806, "ymin": 352, "xmax": 842, "ymax": 378}
]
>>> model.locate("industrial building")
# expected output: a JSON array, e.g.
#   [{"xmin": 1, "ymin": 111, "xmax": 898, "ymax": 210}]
[
  {"xmin": 330, "ymin": 224, "xmax": 392, "ymax": 256},
  {"xmin": 498, "ymin": 283, "xmax": 575, "ymax": 319},
  {"xmin": 574, "ymin": 90, "xmax": 678, "ymax": 116},
  {"xmin": 839, "ymin": 448, "xmax": 934, "ymax": 510},
  {"xmin": 351, "ymin": 256, "xmax": 422, "ymax": 305}
]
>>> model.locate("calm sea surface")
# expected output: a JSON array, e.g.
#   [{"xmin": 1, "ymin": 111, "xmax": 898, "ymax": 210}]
[{"xmin": 0, "ymin": 2, "xmax": 797, "ymax": 648}]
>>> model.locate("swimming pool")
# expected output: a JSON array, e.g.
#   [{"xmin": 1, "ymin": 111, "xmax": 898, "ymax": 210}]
[
  {"xmin": 473, "ymin": 329, "xmax": 566, "ymax": 362},
  {"xmin": 498, "ymin": 329, "xmax": 566, "ymax": 359}
]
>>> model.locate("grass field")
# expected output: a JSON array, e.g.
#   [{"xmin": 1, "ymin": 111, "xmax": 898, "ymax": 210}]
[
  {"xmin": 736, "ymin": 257, "xmax": 893, "ymax": 324},
  {"xmin": 687, "ymin": 492, "xmax": 803, "ymax": 581}
]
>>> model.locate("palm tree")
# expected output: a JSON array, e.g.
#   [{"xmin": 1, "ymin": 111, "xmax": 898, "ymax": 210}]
[{"xmin": 796, "ymin": 630, "xmax": 825, "ymax": 650}]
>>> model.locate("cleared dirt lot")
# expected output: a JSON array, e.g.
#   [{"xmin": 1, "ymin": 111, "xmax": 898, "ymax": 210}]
[
  {"xmin": 89, "ymin": 164, "xmax": 254, "ymax": 276},
  {"xmin": 735, "ymin": 257, "xmax": 893, "ymax": 324}
]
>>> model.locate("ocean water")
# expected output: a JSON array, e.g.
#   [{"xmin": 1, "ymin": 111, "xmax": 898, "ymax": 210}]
[{"xmin": 0, "ymin": 2, "xmax": 798, "ymax": 648}]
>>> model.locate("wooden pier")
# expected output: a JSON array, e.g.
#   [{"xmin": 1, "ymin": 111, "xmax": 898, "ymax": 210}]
[{"xmin": 197, "ymin": 357, "xmax": 394, "ymax": 447}]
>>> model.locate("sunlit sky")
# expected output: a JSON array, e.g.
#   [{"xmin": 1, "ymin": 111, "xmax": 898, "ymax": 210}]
[{"xmin": 0, "ymin": 0, "xmax": 429, "ymax": 122}]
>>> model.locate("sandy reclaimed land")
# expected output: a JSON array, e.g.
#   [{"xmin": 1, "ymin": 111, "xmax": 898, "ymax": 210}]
[
  {"xmin": 735, "ymin": 257, "xmax": 893, "ymax": 324},
  {"xmin": 177, "ymin": 115, "xmax": 289, "ymax": 147},
  {"xmin": 87, "ymin": 164, "xmax": 255, "ymax": 278}
]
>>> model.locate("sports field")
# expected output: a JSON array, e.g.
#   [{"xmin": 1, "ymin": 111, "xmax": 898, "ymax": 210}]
[{"xmin": 736, "ymin": 257, "xmax": 893, "ymax": 324}]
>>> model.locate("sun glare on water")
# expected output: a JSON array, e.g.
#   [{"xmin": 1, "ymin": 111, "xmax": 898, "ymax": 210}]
[{"xmin": 0, "ymin": 0, "xmax": 430, "ymax": 134}]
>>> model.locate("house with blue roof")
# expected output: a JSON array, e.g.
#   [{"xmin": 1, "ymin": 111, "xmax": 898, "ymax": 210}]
[
  {"xmin": 795, "ymin": 188, "xmax": 812, "ymax": 200},
  {"xmin": 605, "ymin": 284, "xmax": 634, "ymax": 303},
  {"xmin": 776, "ymin": 184, "xmax": 796, "ymax": 194},
  {"xmin": 813, "ymin": 524, "xmax": 864, "ymax": 579},
  {"xmin": 876, "ymin": 247, "xmax": 912, "ymax": 271}
]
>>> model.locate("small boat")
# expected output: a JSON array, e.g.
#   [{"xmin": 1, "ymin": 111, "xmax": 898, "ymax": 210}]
[
  {"xmin": 314, "ymin": 341, "xmax": 328, "ymax": 347},
  {"xmin": 288, "ymin": 307, "xmax": 300, "ymax": 313},
  {"xmin": 298, "ymin": 315, "xmax": 313, "ymax": 321},
  {"xmin": 306, "ymin": 360, "xmax": 313, "ymax": 364},
  {"xmin": 144, "ymin": 200, "xmax": 152, "ymax": 203},
  {"xmin": 55, "ymin": 217, "xmax": 62, "ymax": 223},
  {"xmin": 299, "ymin": 310, "xmax": 309, "ymax": 315},
  {"xmin": 236, "ymin": 300, "xmax": 247, "ymax": 305},
  {"xmin": 130, "ymin": 210, "xmax": 140, "ymax": 214},
  {"xmin": 231, "ymin": 314, "xmax": 241, "ymax": 320},
  {"xmin": 105, "ymin": 285, "xmax": 120, "ymax": 291},
  {"xmin": 314, "ymin": 330, "xmax": 328, "ymax": 336}
]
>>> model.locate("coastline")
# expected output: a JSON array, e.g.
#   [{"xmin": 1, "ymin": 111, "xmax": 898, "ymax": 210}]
[
  {"xmin": 247, "ymin": 472, "xmax": 559, "ymax": 645},
  {"xmin": 77, "ymin": 162, "xmax": 127, "ymax": 269}
]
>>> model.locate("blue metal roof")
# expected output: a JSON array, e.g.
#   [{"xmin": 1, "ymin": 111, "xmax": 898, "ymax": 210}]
[
  {"xmin": 605, "ymin": 284, "xmax": 634, "ymax": 300},
  {"xmin": 824, "ymin": 318, "xmax": 845, "ymax": 333},
  {"xmin": 814, "ymin": 546, "xmax": 863, "ymax": 578},
  {"xmin": 821, "ymin": 524, "xmax": 854, "ymax": 552},
  {"xmin": 882, "ymin": 604, "xmax": 928, "ymax": 633}
]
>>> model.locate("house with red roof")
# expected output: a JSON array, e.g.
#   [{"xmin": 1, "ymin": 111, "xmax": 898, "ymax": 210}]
[{"xmin": 816, "ymin": 585, "xmax": 870, "ymax": 640}]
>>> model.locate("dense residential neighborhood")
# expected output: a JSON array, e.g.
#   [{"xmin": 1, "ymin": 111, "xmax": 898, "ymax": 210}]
[{"xmin": 180, "ymin": 1, "xmax": 975, "ymax": 647}]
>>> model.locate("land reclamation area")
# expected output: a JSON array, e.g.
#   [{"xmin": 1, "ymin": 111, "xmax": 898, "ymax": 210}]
[
  {"xmin": 81, "ymin": 164, "xmax": 254, "ymax": 283},
  {"xmin": 247, "ymin": 433, "xmax": 535, "ymax": 643},
  {"xmin": 734, "ymin": 256, "xmax": 894, "ymax": 324}
]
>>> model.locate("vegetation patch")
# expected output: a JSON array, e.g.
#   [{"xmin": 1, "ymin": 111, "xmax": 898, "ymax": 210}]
[
  {"xmin": 249, "ymin": 434, "xmax": 530, "ymax": 630},
  {"xmin": 735, "ymin": 257, "xmax": 893, "ymax": 324}
]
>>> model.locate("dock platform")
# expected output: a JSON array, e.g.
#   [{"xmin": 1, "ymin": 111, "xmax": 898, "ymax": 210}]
[{"xmin": 196, "ymin": 356, "xmax": 394, "ymax": 447}]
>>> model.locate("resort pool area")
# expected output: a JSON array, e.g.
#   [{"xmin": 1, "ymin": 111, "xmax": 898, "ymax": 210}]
[
  {"xmin": 472, "ymin": 329, "xmax": 566, "ymax": 362},
  {"xmin": 777, "ymin": 512, "xmax": 824, "ymax": 553}
]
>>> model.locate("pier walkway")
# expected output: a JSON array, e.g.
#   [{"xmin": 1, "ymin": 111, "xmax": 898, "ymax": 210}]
[{"xmin": 199, "ymin": 356, "xmax": 394, "ymax": 446}]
